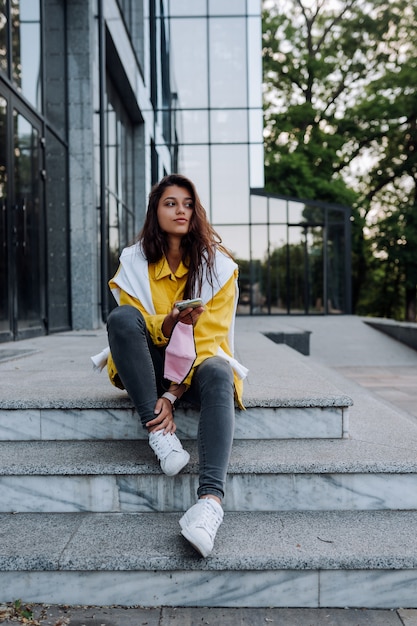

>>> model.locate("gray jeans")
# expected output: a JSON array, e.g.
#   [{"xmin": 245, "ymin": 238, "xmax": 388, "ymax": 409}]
[{"xmin": 107, "ymin": 305, "xmax": 235, "ymax": 500}]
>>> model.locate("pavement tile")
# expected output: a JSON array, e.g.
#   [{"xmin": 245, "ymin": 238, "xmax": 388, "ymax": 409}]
[
  {"xmin": 161, "ymin": 607, "xmax": 404, "ymax": 625},
  {"xmin": 0, "ymin": 605, "xmax": 406, "ymax": 626},
  {"xmin": 399, "ymin": 609, "xmax": 417, "ymax": 626}
]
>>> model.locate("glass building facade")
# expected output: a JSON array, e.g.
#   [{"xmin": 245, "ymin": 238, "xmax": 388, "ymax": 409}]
[
  {"xmin": 242, "ymin": 191, "xmax": 352, "ymax": 315},
  {"xmin": 0, "ymin": 0, "xmax": 351, "ymax": 342},
  {"xmin": 0, "ymin": 0, "xmax": 69, "ymax": 340}
]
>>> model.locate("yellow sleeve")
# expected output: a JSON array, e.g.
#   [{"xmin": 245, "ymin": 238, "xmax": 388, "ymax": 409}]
[{"xmin": 182, "ymin": 270, "xmax": 237, "ymax": 386}]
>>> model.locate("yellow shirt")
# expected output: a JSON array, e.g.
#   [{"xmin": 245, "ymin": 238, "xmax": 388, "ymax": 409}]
[{"xmin": 107, "ymin": 255, "xmax": 244, "ymax": 407}]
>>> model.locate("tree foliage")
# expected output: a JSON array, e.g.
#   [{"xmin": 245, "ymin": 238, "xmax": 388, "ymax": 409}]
[{"xmin": 263, "ymin": 0, "xmax": 417, "ymax": 320}]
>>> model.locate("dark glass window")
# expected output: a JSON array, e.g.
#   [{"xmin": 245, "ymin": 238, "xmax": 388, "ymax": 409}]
[
  {"xmin": 0, "ymin": 95, "xmax": 8, "ymax": 334},
  {"xmin": 105, "ymin": 75, "xmax": 135, "ymax": 289},
  {"xmin": 11, "ymin": 0, "xmax": 42, "ymax": 110},
  {"xmin": 117, "ymin": 0, "xmax": 144, "ymax": 69},
  {"xmin": 13, "ymin": 109, "xmax": 43, "ymax": 330},
  {"xmin": 43, "ymin": 0, "xmax": 67, "ymax": 134},
  {"xmin": 0, "ymin": 0, "xmax": 7, "ymax": 75}
]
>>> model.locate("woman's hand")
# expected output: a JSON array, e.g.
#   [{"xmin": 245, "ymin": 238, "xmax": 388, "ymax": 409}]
[
  {"xmin": 162, "ymin": 304, "xmax": 204, "ymax": 336},
  {"xmin": 177, "ymin": 305, "xmax": 204, "ymax": 326},
  {"xmin": 146, "ymin": 397, "xmax": 176, "ymax": 434}
]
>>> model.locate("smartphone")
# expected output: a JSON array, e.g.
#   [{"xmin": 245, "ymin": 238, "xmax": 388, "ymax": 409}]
[{"xmin": 175, "ymin": 298, "xmax": 203, "ymax": 311}]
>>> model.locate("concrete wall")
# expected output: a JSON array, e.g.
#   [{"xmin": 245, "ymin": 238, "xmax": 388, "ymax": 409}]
[{"xmin": 67, "ymin": 0, "xmax": 100, "ymax": 330}]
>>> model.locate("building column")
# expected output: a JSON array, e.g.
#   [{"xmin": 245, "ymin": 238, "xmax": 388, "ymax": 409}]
[{"xmin": 66, "ymin": 0, "xmax": 101, "ymax": 330}]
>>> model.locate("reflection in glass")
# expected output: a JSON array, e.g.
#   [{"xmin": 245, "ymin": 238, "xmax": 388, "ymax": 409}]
[
  {"xmin": 0, "ymin": 0, "xmax": 7, "ymax": 74},
  {"xmin": 269, "ymin": 197, "xmax": 287, "ymax": 223},
  {"xmin": 288, "ymin": 200, "xmax": 306, "ymax": 224},
  {"xmin": 215, "ymin": 224, "xmax": 249, "ymax": 260},
  {"xmin": 249, "ymin": 108, "xmax": 263, "ymax": 144},
  {"xmin": 14, "ymin": 110, "xmax": 42, "ymax": 329},
  {"xmin": 287, "ymin": 225, "xmax": 324, "ymax": 313},
  {"xmin": 177, "ymin": 109, "xmax": 209, "ymax": 144},
  {"xmin": 213, "ymin": 224, "xmax": 252, "ymax": 314},
  {"xmin": 287, "ymin": 227, "xmax": 306, "ymax": 314},
  {"xmin": 104, "ymin": 74, "xmax": 135, "ymax": 318},
  {"xmin": 107, "ymin": 107, "xmax": 117, "ymax": 193},
  {"xmin": 249, "ymin": 224, "xmax": 268, "ymax": 312},
  {"xmin": 268, "ymin": 224, "xmax": 288, "ymax": 313},
  {"xmin": 247, "ymin": 0, "xmax": 263, "ymax": 13},
  {"xmin": 118, "ymin": 0, "xmax": 143, "ymax": 63},
  {"xmin": 329, "ymin": 208, "xmax": 344, "ymax": 221},
  {"xmin": 12, "ymin": 0, "xmax": 42, "ymax": 110},
  {"xmin": 247, "ymin": 17, "xmax": 262, "ymax": 108},
  {"xmin": 0, "ymin": 96, "xmax": 8, "ymax": 332},
  {"xmin": 178, "ymin": 144, "xmax": 210, "ymax": 209},
  {"xmin": 209, "ymin": 18, "xmax": 247, "ymax": 108},
  {"xmin": 247, "ymin": 192, "xmax": 350, "ymax": 315},
  {"xmin": 306, "ymin": 226, "xmax": 324, "ymax": 313},
  {"xmin": 303, "ymin": 203, "xmax": 325, "ymax": 225},
  {"xmin": 328, "ymin": 221, "xmax": 345, "ymax": 313},
  {"xmin": 108, "ymin": 190, "xmax": 119, "ymax": 273},
  {"xmin": 168, "ymin": 1, "xmax": 207, "ymax": 17},
  {"xmin": 170, "ymin": 18, "xmax": 208, "ymax": 108},
  {"xmin": 210, "ymin": 109, "xmax": 248, "ymax": 143},
  {"xmin": 251, "ymin": 194, "xmax": 267, "ymax": 224},
  {"xmin": 211, "ymin": 145, "xmax": 249, "ymax": 224},
  {"xmin": 249, "ymin": 144, "xmax": 265, "ymax": 188},
  {"xmin": 209, "ymin": 0, "xmax": 247, "ymax": 15}
]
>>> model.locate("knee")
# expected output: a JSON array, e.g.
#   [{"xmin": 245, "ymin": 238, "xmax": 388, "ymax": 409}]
[
  {"xmin": 107, "ymin": 305, "xmax": 145, "ymax": 334},
  {"xmin": 198, "ymin": 356, "xmax": 234, "ymax": 387}
]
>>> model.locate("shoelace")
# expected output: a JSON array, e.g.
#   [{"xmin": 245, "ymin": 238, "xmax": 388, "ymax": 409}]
[
  {"xmin": 197, "ymin": 501, "xmax": 223, "ymax": 539},
  {"xmin": 151, "ymin": 433, "xmax": 181, "ymax": 460}
]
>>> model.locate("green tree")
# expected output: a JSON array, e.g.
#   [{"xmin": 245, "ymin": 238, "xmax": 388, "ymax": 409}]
[
  {"xmin": 359, "ymin": 203, "xmax": 417, "ymax": 321},
  {"xmin": 263, "ymin": 0, "xmax": 417, "ymax": 319},
  {"xmin": 347, "ymin": 2, "xmax": 417, "ymax": 319},
  {"xmin": 262, "ymin": 0, "xmax": 387, "ymax": 202}
]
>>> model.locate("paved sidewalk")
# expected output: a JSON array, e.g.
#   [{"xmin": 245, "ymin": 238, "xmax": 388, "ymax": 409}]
[
  {"xmin": 1, "ymin": 604, "xmax": 417, "ymax": 625},
  {"xmin": 236, "ymin": 315, "xmax": 417, "ymax": 423},
  {"xmin": 296, "ymin": 315, "xmax": 417, "ymax": 421}
]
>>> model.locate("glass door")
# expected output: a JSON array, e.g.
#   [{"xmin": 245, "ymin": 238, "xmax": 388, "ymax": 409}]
[
  {"xmin": 0, "ymin": 89, "xmax": 46, "ymax": 341},
  {"xmin": 288, "ymin": 225, "xmax": 324, "ymax": 314},
  {"xmin": 12, "ymin": 107, "xmax": 45, "ymax": 337},
  {"xmin": 0, "ymin": 95, "xmax": 10, "ymax": 339}
]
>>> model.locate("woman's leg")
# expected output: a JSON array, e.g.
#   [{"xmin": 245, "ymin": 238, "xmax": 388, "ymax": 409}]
[
  {"xmin": 190, "ymin": 356, "xmax": 235, "ymax": 500},
  {"xmin": 107, "ymin": 305, "xmax": 163, "ymax": 427},
  {"xmin": 107, "ymin": 305, "xmax": 189, "ymax": 476},
  {"xmin": 179, "ymin": 357, "xmax": 235, "ymax": 557}
]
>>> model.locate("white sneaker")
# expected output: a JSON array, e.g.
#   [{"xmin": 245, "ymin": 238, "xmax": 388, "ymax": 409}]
[
  {"xmin": 179, "ymin": 498, "xmax": 224, "ymax": 557},
  {"xmin": 148, "ymin": 430, "xmax": 190, "ymax": 476}
]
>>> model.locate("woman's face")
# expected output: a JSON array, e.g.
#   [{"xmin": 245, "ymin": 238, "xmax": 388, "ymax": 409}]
[{"xmin": 157, "ymin": 185, "xmax": 194, "ymax": 237}]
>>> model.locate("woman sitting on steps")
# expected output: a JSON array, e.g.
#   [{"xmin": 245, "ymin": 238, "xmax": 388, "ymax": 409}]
[{"xmin": 105, "ymin": 174, "xmax": 247, "ymax": 557}]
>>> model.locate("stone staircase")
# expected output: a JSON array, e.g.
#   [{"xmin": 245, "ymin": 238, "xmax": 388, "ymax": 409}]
[{"xmin": 1, "ymin": 327, "xmax": 417, "ymax": 608}]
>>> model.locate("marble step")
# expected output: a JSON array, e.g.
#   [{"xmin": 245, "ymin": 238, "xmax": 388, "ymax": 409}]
[
  {"xmin": 0, "ymin": 340, "xmax": 353, "ymax": 441},
  {"xmin": 1, "ymin": 509, "xmax": 417, "ymax": 608},
  {"xmin": 1, "ymin": 439, "xmax": 417, "ymax": 513},
  {"xmin": 0, "ymin": 402, "xmax": 350, "ymax": 442}
]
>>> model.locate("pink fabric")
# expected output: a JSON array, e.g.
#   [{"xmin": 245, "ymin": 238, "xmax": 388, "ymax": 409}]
[{"xmin": 164, "ymin": 321, "xmax": 197, "ymax": 384}]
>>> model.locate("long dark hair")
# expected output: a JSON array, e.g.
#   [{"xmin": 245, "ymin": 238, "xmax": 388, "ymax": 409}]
[{"xmin": 138, "ymin": 174, "xmax": 228, "ymax": 298}]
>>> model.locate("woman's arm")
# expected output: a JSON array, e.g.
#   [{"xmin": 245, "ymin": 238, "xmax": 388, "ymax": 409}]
[{"xmin": 181, "ymin": 271, "xmax": 238, "ymax": 387}]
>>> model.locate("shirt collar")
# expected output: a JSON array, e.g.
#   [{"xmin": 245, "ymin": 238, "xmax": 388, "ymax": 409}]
[{"xmin": 153, "ymin": 256, "xmax": 189, "ymax": 280}]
